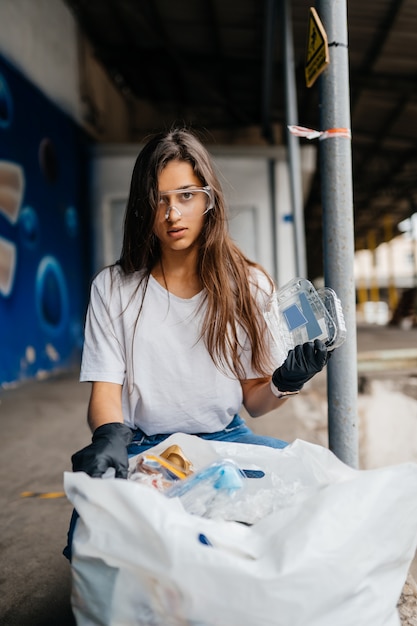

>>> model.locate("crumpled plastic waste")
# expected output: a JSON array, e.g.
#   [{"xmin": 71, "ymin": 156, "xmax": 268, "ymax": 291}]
[
  {"xmin": 165, "ymin": 459, "xmax": 245, "ymax": 518},
  {"xmin": 129, "ymin": 444, "xmax": 303, "ymax": 524}
]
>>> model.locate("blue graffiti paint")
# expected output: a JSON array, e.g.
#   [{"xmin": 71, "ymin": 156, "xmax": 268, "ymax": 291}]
[
  {"xmin": 36, "ymin": 256, "xmax": 69, "ymax": 335},
  {"xmin": 38, "ymin": 137, "xmax": 59, "ymax": 182},
  {"xmin": 65, "ymin": 206, "xmax": 78, "ymax": 238},
  {"xmin": 0, "ymin": 55, "xmax": 89, "ymax": 385},
  {"xmin": 19, "ymin": 206, "xmax": 40, "ymax": 248},
  {"xmin": 0, "ymin": 73, "xmax": 12, "ymax": 128}
]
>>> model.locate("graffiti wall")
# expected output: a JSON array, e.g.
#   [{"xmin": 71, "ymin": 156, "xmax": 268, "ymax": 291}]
[{"xmin": 0, "ymin": 55, "xmax": 90, "ymax": 387}]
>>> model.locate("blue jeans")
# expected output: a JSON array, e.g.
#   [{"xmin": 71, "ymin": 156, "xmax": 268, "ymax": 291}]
[
  {"xmin": 63, "ymin": 415, "xmax": 288, "ymax": 561},
  {"xmin": 127, "ymin": 414, "xmax": 288, "ymax": 456}
]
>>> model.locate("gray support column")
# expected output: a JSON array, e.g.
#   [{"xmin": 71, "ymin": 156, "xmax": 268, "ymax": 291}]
[
  {"xmin": 317, "ymin": 0, "xmax": 359, "ymax": 467},
  {"xmin": 268, "ymin": 158, "xmax": 279, "ymax": 283},
  {"xmin": 281, "ymin": 0, "xmax": 307, "ymax": 278}
]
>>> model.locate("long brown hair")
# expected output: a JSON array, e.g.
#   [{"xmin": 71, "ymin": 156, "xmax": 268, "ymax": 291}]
[{"xmin": 118, "ymin": 126, "xmax": 274, "ymax": 378}]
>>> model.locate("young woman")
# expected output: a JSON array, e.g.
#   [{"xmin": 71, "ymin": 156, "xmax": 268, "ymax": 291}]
[{"xmin": 71, "ymin": 127, "xmax": 328, "ymax": 480}]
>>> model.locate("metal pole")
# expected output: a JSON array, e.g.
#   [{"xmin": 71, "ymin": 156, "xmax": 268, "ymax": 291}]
[
  {"xmin": 281, "ymin": 0, "xmax": 307, "ymax": 277},
  {"xmin": 317, "ymin": 0, "xmax": 359, "ymax": 467},
  {"xmin": 268, "ymin": 159, "xmax": 279, "ymax": 283}
]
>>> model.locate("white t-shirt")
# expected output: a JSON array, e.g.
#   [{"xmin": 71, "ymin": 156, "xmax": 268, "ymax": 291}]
[{"xmin": 80, "ymin": 265, "xmax": 281, "ymax": 435}]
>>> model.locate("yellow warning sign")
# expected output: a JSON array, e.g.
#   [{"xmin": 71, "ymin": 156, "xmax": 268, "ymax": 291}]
[{"xmin": 305, "ymin": 7, "xmax": 329, "ymax": 88}]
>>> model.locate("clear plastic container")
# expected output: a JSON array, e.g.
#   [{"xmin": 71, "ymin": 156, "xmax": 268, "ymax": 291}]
[
  {"xmin": 264, "ymin": 277, "xmax": 346, "ymax": 355},
  {"xmin": 317, "ymin": 286, "xmax": 347, "ymax": 349}
]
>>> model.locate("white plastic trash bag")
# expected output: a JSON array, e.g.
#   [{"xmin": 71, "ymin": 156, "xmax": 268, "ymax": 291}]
[{"xmin": 64, "ymin": 436, "xmax": 417, "ymax": 626}]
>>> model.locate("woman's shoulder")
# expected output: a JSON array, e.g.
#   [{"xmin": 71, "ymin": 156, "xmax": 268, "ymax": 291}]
[{"xmin": 91, "ymin": 264, "xmax": 146, "ymax": 295}]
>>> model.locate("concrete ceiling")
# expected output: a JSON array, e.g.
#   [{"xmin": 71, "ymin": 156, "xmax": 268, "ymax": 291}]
[{"xmin": 64, "ymin": 0, "xmax": 417, "ymax": 279}]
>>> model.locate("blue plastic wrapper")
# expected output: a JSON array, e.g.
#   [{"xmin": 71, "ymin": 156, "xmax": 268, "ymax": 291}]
[{"xmin": 165, "ymin": 459, "xmax": 245, "ymax": 518}]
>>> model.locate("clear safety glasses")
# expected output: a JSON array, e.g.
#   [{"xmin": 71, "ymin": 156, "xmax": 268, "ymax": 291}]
[{"xmin": 158, "ymin": 186, "xmax": 214, "ymax": 220}]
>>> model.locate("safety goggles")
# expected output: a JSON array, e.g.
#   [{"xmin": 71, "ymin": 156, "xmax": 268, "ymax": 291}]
[{"xmin": 158, "ymin": 186, "xmax": 214, "ymax": 219}]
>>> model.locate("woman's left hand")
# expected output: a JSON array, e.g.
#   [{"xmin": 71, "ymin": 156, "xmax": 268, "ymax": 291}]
[{"xmin": 271, "ymin": 339, "xmax": 329, "ymax": 394}]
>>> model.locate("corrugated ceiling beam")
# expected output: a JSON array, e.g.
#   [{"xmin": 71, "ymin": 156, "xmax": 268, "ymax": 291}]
[
  {"xmin": 261, "ymin": 0, "xmax": 278, "ymax": 144},
  {"xmin": 351, "ymin": 0, "xmax": 406, "ymax": 111}
]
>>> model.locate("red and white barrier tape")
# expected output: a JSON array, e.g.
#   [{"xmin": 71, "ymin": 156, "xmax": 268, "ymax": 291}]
[{"xmin": 288, "ymin": 125, "xmax": 351, "ymax": 140}]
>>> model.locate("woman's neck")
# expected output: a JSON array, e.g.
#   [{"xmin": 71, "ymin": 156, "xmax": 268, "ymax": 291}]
[{"xmin": 151, "ymin": 254, "xmax": 202, "ymax": 298}]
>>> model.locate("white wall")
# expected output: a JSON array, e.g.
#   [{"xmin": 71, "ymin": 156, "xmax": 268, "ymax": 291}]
[
  {"xmin": 209, "ymin": 144, "xmax": 316, "ymax": 285},
  {"xmin": 90, "ymin": 146, "xmax": 138, "ymax": 271},
  {"xmin": 0, "ymin": 0, "xmax": 82, "ymax": 122},
  {"xmin": 212, "ymin": 155, "xmax": 275, "ymax": 276}
]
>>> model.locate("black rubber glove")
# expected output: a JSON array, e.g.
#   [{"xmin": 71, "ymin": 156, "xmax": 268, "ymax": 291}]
[
  {"xmin": 272, "ymin": 339, "xmax": 328, "ymax": 393},
  {"xmin": 72, "ymin": 422, "xmax": 133, "ymax": 479}
]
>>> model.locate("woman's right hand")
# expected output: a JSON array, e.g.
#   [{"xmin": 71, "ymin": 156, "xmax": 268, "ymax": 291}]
[{"xmin": 71, "ymin": 422, "xmax": 133, "ymax": 478}]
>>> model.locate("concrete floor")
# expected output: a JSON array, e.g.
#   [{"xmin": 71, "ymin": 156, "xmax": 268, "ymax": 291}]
[
  {"xmin": 0, "ymin": 375, "xmax": 90, "ymax": 626},
  {"xmin": 1, "ymin": 323, "xmax": 417, "ymax": 625}
]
